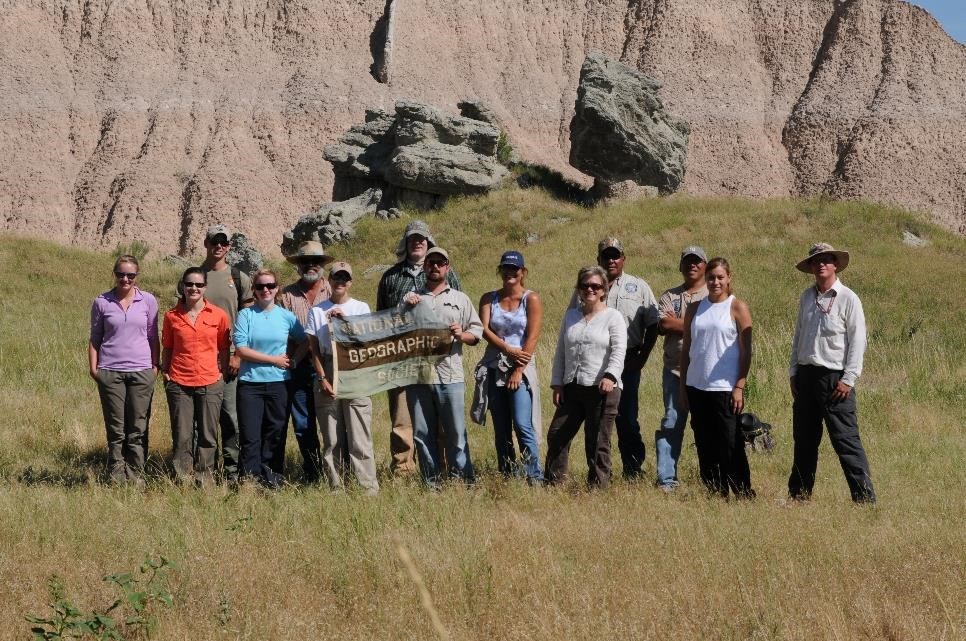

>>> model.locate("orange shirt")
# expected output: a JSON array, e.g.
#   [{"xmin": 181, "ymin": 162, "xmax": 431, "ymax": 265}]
[{"xmin": 162, "ymin": 301, "xmax": 230, "ymax": 386}]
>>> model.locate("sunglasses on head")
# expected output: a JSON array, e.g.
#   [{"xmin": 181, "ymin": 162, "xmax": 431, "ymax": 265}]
[
  {"xmin": 182, "ymin": 281, "xmax": 206, "ymax": 289},
  {"xmin": 114, "ymin": 271, "xmax": 137, "ymax": 280},
  {"xmin": 254, "ymin": 282, "xmax": 277, "ymax": 291},
  {"xmin": 578, "ymin": 282, "xmax": 605, "ymax": 292}
]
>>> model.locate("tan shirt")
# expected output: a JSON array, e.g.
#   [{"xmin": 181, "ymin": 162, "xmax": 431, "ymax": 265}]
[
  {"xmin": 789, "ymin": 279, "xmax": 866, "ymax": 387},
  {"xmin": 659, "ymin": 283, "xmax": 708, "ymax": 376},
  {"xmin": 415, "ymin": 285, "xmax": 483, "ymax": 384}
]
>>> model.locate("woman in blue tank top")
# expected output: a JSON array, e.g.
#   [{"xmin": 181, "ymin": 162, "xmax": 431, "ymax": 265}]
[
  {"xmin": 477, "ymin": 251, "xmax": 544, "ymax": 483},
  {"xmin": 680, "ymin": 257, "xmax": 754, "ymax": 498}
]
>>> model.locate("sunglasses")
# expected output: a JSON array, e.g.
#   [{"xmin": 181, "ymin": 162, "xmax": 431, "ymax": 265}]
[
  {"xmin": 114, "ymin": 271, "xmax": 138, "ymax": 280},
  {"xmin": 182, "ymin": 281, "xmax": 206, "ymax": 289},
  {"xmin": 254, "ymin": 282, "xmax": 278, "ymax": 291},
  {"xmin": 810, "ymin": 255, "xmax": 836, "ymax": 265},
  {"xmin": 330, "ymin": 273, "xmax": 351, "ymax": 282},
  {"xmin": 599, "ymin": 250, "xmax": 622, "ymax": 261},
  {"xmin": 578, "ymin": 282, "xmax": 605, "ymax": 292},
  {"xmin": 427, "ymin": 259, "xmax": 449, "ymax": 267}
]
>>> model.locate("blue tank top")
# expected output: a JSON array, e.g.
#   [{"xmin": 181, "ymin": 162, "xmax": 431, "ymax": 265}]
[{"xmin": 489, "ymin": 291, "xmax": 529, "ymax": 348}]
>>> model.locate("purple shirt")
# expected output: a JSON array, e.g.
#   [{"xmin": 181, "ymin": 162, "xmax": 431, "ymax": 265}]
[{"xmin": 90, "ymin": 288, "xmax": 159, "ymax": 371}]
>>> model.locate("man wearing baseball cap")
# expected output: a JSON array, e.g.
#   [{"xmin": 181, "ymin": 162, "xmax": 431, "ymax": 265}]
[
  {"xmin": 788, "ymin": 242, "xmax": 875, "ymax": 503},
  {"xmin": 402, "ymin": 247, "xmax": 482, "ymax": 487},
  {"xmin": 279, "ymin": 241, "xmax": 335, "ymax": 483},
  {"xmin": 595, "ymin": 236, "xmax": 660, "ymax": 479},
  {"xmin": 376, "ymin": 220, "xmax": 462, "ymax": 477},
  {"xmin": 200, "ymin": 224, "xmax": 254, "ymax": 484},
  {"xmin": 654, "ymin": 245, "xmax": 708, "ymax": 490}
]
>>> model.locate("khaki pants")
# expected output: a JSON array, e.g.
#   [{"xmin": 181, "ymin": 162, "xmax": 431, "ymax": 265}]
[
  {"xmin": 166, "ymin": 378, "xmax": 224, "ymax": 483},
  {"xmin": 315, "ymin": 389, "xmax": 379, "ymax": 493},
  {"xmin": 95, "ymin": 368, "xmax": 155, "ymax": 483}
]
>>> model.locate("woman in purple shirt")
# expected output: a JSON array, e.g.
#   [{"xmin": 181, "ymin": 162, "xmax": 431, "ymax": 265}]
[{"xmin": 88, "ymin": 254, "xmax": 160, "ymax": 485}]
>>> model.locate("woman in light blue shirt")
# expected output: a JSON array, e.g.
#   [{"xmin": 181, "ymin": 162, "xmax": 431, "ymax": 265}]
[{"xmin": 235, "ymin": 268, "xmax": 305, "ymax": 488}]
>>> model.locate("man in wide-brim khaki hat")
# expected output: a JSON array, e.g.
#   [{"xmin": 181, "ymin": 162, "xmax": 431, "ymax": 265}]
[{"xmin": 788, "ymin": 242, "xmax": 875, "ymax": 503}]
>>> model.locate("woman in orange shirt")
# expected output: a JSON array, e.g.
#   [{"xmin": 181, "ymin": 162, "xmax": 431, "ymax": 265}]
[{"xmin": 161, "ymin": 267, "xmax": 231, "ymax": 486}]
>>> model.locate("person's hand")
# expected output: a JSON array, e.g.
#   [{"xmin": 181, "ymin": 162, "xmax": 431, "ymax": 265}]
[
  {"xmin": 507, "ymin": 370, "xmax": 523, "ymax": 391},
  {"xmin": 509, "ymin": 348, "xmax": 532, "ymax": 366},
  {"xmin": 552, "ymin": 385, "xmax": 563, "ymax": 407},
  {"xmin": 327, "ymin": 308, "xmax": 345, "ymax": 319},
  {"xmin": 229, "ymin": 354, "xmax": 241, "ymax": 377},
  {"xmin": 449, "ymin": 323, "xmax": 463, "ymax": 342},
  {"xmin": 789, "ymin": 376, "xmax": 798, "ymax": 400},
  {"xmin": 731, "ymin": 387, "xmax": 744, "ymax": 414},
  {"xmin": 404, "ymin": 292, "xmax": 421, "ymax": 306},
  {"xmin": 831, "ymin": 380, "xmax": 852, "ymax": 403},
  {"xmin": 152, "ymin": 365, "xmax": 160, "ymax": 380},
  {"xmin": 89, "ymin": 367, "xmax": 98, "ymax": 381},
  {"xmin": 599, "ymin": 377, "xmax": 615, "ymax": 395},
  {"xmin": 319, "ymin": 377, "xmax": 335, "ymax": 398},
  {"xmin": 274, "ymin": 354, "xmax": 291, "ymax": 369}
]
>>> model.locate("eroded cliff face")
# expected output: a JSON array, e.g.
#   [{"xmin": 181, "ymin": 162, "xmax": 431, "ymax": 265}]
[{"xmin": 1, "ymin": 0, "xmax": 963, "ymax": 254}]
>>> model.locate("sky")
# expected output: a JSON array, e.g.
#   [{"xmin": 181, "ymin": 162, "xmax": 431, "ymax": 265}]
[{"xmin": 909, "ymin": 0, "xmax": 965, "ymax": 44}]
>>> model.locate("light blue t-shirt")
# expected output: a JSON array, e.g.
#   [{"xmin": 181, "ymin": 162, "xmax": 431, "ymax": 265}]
[{"xmin": 234, "ymin": 305, "xmax": 305, "ymax": 383}]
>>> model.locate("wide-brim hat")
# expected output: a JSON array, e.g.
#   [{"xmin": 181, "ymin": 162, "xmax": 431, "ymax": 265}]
[
  {"xmin": 796, "ymin": 242, "xmax": 850, "ymax": 273},
  {"xmin": 285, "ymin": 240, "xmax": 335, "ymax": 265}
]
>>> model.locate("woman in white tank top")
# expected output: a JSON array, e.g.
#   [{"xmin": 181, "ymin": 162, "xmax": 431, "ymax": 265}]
[{"xmin": 680, "ymin": 257, "xmax": 755, "ymax": 498}]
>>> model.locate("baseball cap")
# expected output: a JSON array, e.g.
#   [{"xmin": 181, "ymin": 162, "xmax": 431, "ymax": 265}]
[
  {"xmin": 681, "ymin": 245, "xmax": 708, "ymax": 262},
  {"xmin": 598, "ymin": 236, "xmax": 624, "ymax": 255},
  {"xmin": 328, "ymin": 261, "xmax": 353, "ymax": 279},
  {"xmin": 498, "ymin": 250, "xmax": 525, "ymax": 268},
  {"xmin": 205, "ymin": 224, "xmax": 230, "ymax": 242}
]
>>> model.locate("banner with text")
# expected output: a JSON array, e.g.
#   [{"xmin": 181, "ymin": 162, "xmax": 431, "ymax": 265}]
[{"xmin": 330, "ymin": 301, "xmax": 453, "ymax": 398}]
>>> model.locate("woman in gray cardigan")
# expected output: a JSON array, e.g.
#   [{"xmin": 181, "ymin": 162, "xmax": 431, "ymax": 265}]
[{"xmin": 544, "ymin": 266, "xmax": 626, "ymax": 489}]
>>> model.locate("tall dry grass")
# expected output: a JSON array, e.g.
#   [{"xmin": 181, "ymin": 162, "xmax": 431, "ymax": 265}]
[{"xmin": 0, "ymin": 190, "xmax": 962, "ymax": 640}]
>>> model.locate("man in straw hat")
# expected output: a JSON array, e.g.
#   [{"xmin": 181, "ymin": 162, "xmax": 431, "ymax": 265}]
[
  {"xmin": 788, "ymin": 242, "xmax": 876, "ymax": 503},
  {"xmin": 376, "ymin": 220, "xmax": 462, "ymax": 477},
  {"xmin": 279, "ymin": 240, "xmax": 334, "ymax": 483}
]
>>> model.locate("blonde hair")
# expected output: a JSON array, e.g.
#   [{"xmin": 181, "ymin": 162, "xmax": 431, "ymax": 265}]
[{"xmin": 576, "ymin": 265, "xmax": 608, "ymax": 291}]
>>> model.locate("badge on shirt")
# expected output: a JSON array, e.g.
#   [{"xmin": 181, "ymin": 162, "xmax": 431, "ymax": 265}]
[{"xmin": 624, "ymin": 283, "xmax": 638, "ymax": 294}]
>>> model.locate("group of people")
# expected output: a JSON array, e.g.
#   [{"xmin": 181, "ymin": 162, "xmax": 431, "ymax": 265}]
[{"xmin": 88, "ymin": 220, "xmax": 876, "ymax": 503}]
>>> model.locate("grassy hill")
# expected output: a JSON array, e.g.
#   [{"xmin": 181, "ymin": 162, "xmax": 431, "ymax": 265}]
[{"xmin": 0, "ymin": 190, "xmax": 963, "ymax": 640}]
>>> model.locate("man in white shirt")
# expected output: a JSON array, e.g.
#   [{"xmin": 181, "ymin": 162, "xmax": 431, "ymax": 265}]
[
  {"xmin": 402, "ymin": 247, "xmax": 483, "ymax": 487},
  {"xmin": 788, "ymin": 243, "xmax": 876, "ymax": 503}
]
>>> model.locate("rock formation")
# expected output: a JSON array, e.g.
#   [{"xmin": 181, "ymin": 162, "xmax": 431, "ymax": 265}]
[
  {"xmin": 0, "ymin": 0, "xmax": 963, "ymax": 253},
  {"xmin": 280, "ymin": 188, "xmax": 382, "ymax": 256},
  {"xmin": 570, "ymin": 53, "xmax": 689, "ymax": 195},
  {"xmin": 324, "ymin": 101, "xmax": 510, "ymax": 210},
  {"xmin": 225, "ymin": 233, "xmax": 264, "ymax": 275}
]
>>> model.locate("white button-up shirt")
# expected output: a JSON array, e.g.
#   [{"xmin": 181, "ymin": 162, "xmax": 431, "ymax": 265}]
[
  {"xmin": 551, "ymin": 307, "xmax": 627, "ymax": 388},
  {"xmin": 789, "ymin": 279, "xmax": 866, "ymax": 387}
]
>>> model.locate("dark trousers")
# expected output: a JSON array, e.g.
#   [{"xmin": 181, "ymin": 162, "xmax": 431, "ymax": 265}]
[
  {"xmin": 615, "ymin": 366, "xmax": 645, "ymax": 477},
  {"xmin": 544, "ymin": 383, "xmax": 620, "ymax": 489},
  {"xmin": 94, "ymin": 368, "xmax": 155, "ymax": 483},
  {"xmin": 237, "ymin": 381, "xmax": 289, "ymax": 487},
  {"xmin": 789, "ymin": 365, "xmax": 876, "ymax": 503},
  {"xmin": 686, "ymin": 386, "xmax": 753, "ymax": 498},
  {"xmin": 166, "ymin": 378, "xmax": 223, "ymax": 482},
  {"xmin": 284, "ymin": 362, "xmax": 322, "ymax": 482}
]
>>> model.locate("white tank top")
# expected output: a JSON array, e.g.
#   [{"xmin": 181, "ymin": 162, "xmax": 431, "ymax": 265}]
[{"xmin": 686, "ymin": 295, "xmax": 739, "ymax": 391}]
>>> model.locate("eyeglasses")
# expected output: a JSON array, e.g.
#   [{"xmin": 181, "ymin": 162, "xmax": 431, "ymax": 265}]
[
  {"xmin": 578, "ymin": 282, "xmax": 605, "ymax": 292},
  {"xmin": 254, "ymin": 282, "xmax": 278, "ymax": 291},
  {"xmin": 330, "ymin": 273, "xmax": 351, "ymax": 283},
  {"xmin": 114, "ymin": 271, "xmax": 138, "ymax": 280},
  {"xmin": 599, "ymin": 250, "xmax": 622, "ymax": 261},
  {"xmin": 182, "ymin": 281, "xmax": 206, "ymax": 289},
  {"xmin": 427, "ymin": 259, "xmax": 449, "ymax": 267},
  {"xmin": 209, "ymin": 239, "xmax": 230, "ymax": 247},
  {"xmin": 810, "ymin": 255, "xmax": 836, "ymax": 265}
]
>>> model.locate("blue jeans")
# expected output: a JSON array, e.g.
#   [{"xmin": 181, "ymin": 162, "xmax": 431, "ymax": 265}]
[
  {"xmin": 615, "ymin": 366, "xmax": 645, "ymax": 477},
  {"xmin": 488, "ymin": 372, "xmax": 542, "ymax": 481},
  {"xmin": 285, "ymin": 362, "xmax": 322, "ymax": 482},
  {"xmin": 655, "ymin": 368, "xmax": 688, "ymax": 487},
  {"xmin": 407, "ymin": 383, "xmax": 475, "ymax": 486}
]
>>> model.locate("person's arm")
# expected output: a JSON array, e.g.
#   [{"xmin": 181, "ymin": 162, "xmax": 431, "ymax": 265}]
[
  {"xmin": 146, "ymin": 295, "xmax": 160, "ymax": 377},
  {"xmin": 239, "ymin": 272, "xmax": 255, "ymax": 309},
  {"xmin": 600, "ymin": 311, "xmax": 627, "ymax": 394},
  {"xmin": 308, "ymin": 334, "xmax": 334, "ymax": 397},
  {"xmin": 679, "ymin": 302, "xmax": 697, "ymax": 410},
  {"xmin": 506, "ymin": 292, "xmax": 543, "ymax": 390},
  {"xmin": 550, "ymin": 312, "xmax": 569, "ymax": 407},
  {"xmin": 788, "ymin": 290, "xmax": 806, "ymax": 399},
  {"xmin": 732, "ymin": 298, "xmax": 753, "ymax": 414},
  {"xmin": 658, "ymin": 291, "xmax": 683, "ymax": 335},
  {"xmin": 159, "ymin": 312, "xmax": 174, "ymax": 380},
  {"xmin": 160, "ymin": 347, "xmax": 173, "ymax": 380},
  {"xmin": 835, "ymin": 292, "xmax": 866, "ymax": 401},
  {"xmin": 233, "ymin": 310, "xmax": 290, "ymax": 369},
  {"xmin": 457, "ymin": 298, "xmax": 483, "ymax": 346},
  {"xmin": 88, "ymin": 300, "xmax": 103, "ymax": 380}
]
